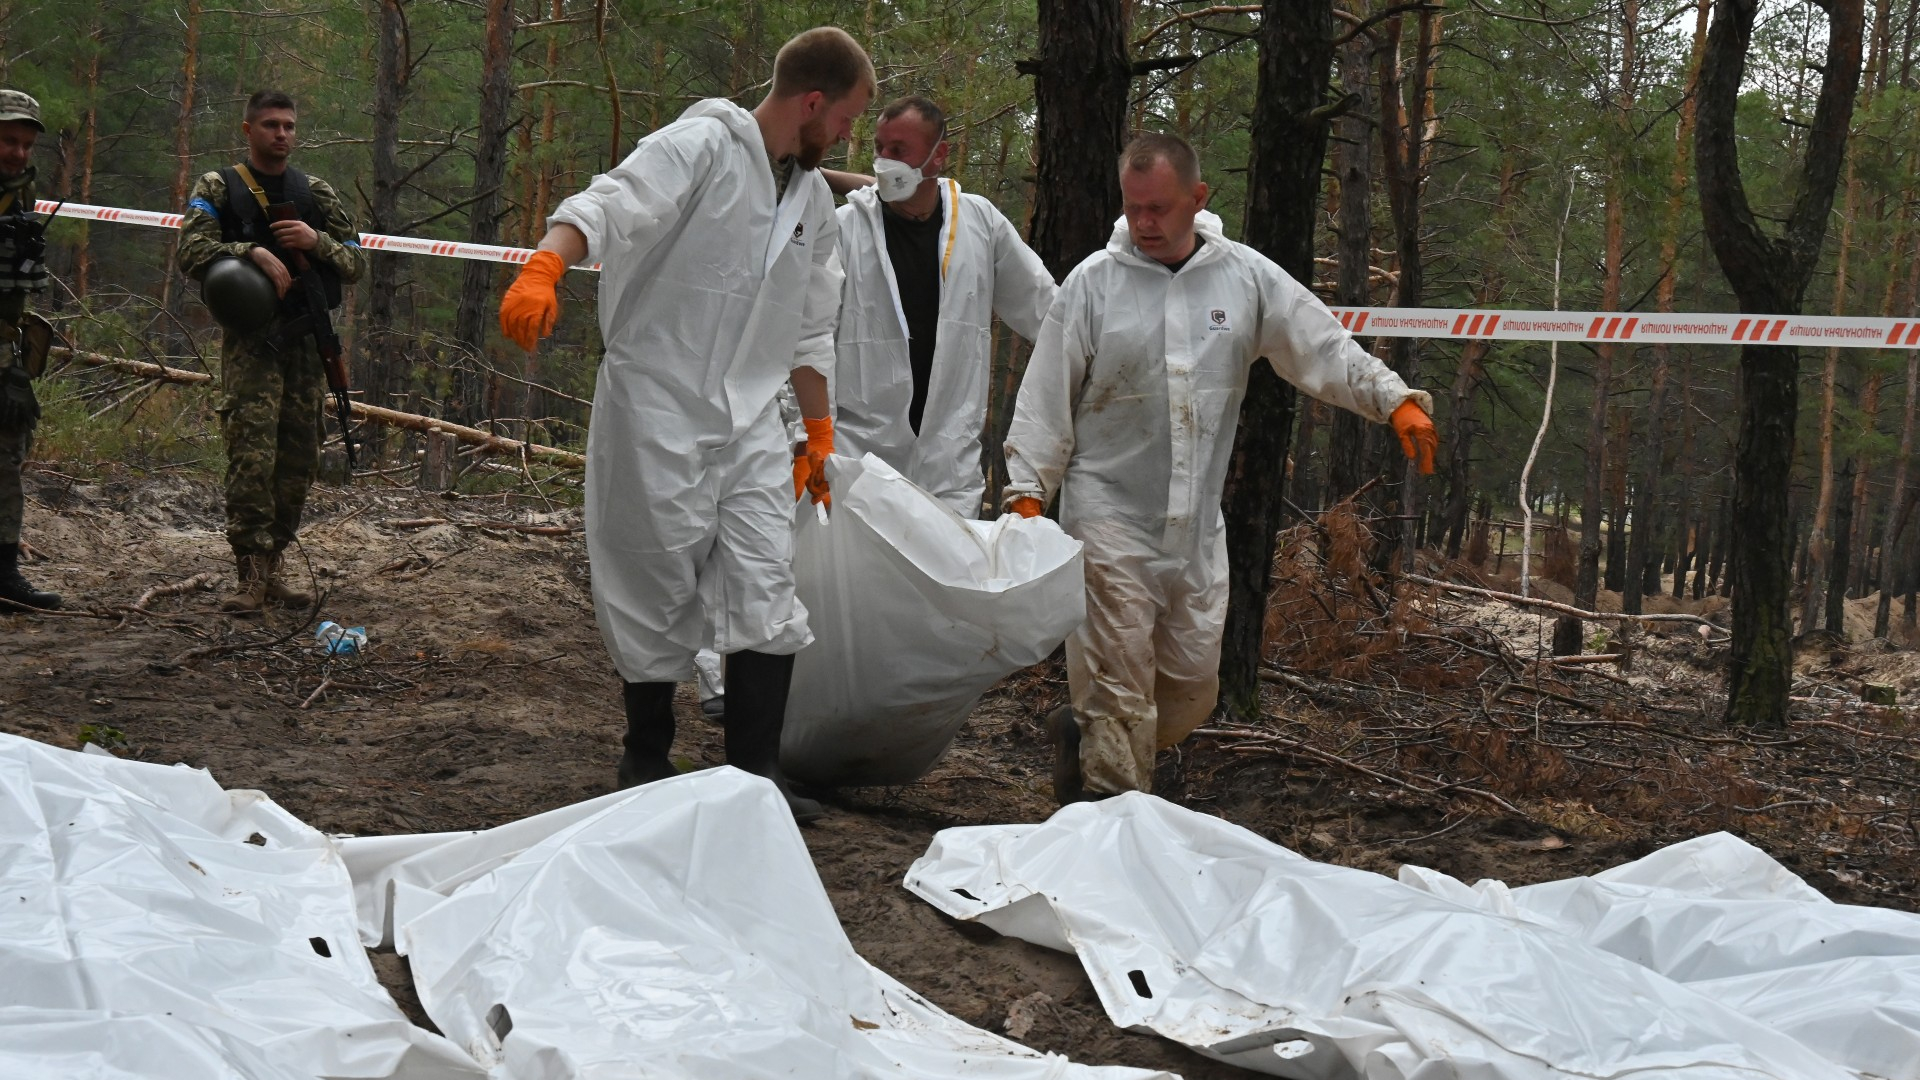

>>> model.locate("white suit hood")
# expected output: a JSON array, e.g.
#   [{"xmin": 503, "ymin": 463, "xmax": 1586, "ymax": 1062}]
[{"xmin": 1104, "ymin": 210, "xmax": 1229, "ymax": 266}]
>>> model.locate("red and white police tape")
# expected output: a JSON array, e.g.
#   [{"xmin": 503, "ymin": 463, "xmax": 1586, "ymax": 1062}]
[
  {"xmin": 39, "ymin": 199, "xmax": 1920, "ymax": 348},
  {"xmin": 35, "ymin": 199, "xmax": 603, "ymax": 272}
]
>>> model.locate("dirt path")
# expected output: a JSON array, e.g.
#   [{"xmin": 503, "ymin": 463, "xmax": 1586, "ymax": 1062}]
[{"xmin": 4, "ymin": 471, "xmax": 1916, "ymax": 1076}]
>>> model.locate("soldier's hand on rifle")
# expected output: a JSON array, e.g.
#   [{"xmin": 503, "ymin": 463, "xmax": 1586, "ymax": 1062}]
[
  {"xmin": 247, "ymin": 245, "xmax": 293, "ymax": 298},
  {"xmin": 269, "ymin": 218, "xmax": 318, "ymax": 252}
]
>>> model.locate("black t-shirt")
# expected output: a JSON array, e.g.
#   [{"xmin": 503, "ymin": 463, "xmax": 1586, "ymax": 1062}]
[
  {"xmin": 883, "ymin": 201, "xmax": 945, "ymax": 435},
  {"xmin": 1162, "ymin": 232, "xmax": 1205, "ymax": 275}
]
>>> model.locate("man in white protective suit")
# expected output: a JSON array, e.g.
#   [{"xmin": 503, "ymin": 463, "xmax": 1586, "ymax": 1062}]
[
  {"xmin": 1004, "ymin": 133, "xmax": 1439, "ymax": 803},
  {"xmin": 826, "ymin": 96, "xmax": 1057, "ymax": 517},
  {"xmin": 497, "ymin": 28, "xmax": 875, "ymax": 822}
]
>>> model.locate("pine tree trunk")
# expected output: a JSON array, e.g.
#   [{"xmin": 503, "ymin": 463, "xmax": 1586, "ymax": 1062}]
[
  {"xmin": 450, "ymin": 0, "xmax": 516, "ymax": 423},
  {"xmin": 1326, "ymin": 8, "xmax": 1378, "ymax": 505},
  {"xmin": 367, "ymin": 0, "xmax": 411, "ymax": 433},
  {"xmin": 1026, "ymin": 0, "xmax": 1129, "ymax": 280},
  {"xmin": 75, "ymin": 25, "xmax": 100, "ymax": 300},
  {"xmin": 1876, "ymin": 351, "xmax": 1918, "ymax": 636},
  {"xmin": 1828, "ymin": 458, "xmax": 1855, "ymax": 634},
  {"xmin": 159, "ymin": 0, "xmax": 202, "ymax": 322},
  {"xmin": 1217, "ymin": 0, "xmax": 1335, "ymax": 720},
  {"xmin": 1696, "ymin": 0, "xmax": 1864, "ymax": 725},
  {"xmin": 1846, "ymin": 373, "xmax": 1882, "ymax": 597},
  {"xmin": 1370, "ymin": 8, "xmax": 1442, "ymax": 569}
]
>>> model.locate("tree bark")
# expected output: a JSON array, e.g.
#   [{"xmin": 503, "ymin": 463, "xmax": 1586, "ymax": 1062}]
[
  {"xmin": 1695, "ymin": 0, "xmax": 1864, "ymax": 726},
  {"xmin": 75, "ymin": 23, "xmax": 101, "ymax": 299},
  {"xmin": 1326, "ymin": 4, "xmax": 1379, "ymax": 504},
  {"xmin": 367, "ymin": 0, "xmax": 412, "ymax": 433},
  {"xmin": 1845, "ymin": 373, "xmax": 1882, "ymax": 597},
  {"xmin": 1027, "ymin": 0, "xmax": 1130, "ymax": 281},
  {"xmin": 159, "ymin": 0, "xmax": 202, "ymax": 322},
  {"xmin": 1370, "ymin": 7, "xmax": 1442, "ymax": 569},
  {"xmin": 1828, "ymin": 458, "xmax": 1855, "ymax": 634},
  {"xmin": 1875, "ymin": 350, "xmax": 1918, "ymax": 636},
  {"xmin": 1217, "ymin": 0, "xmax": 1336, "ymax": 720},
  {"xmin": 450, "ymin": 0, "xmax": 516, "ymax": 423}
]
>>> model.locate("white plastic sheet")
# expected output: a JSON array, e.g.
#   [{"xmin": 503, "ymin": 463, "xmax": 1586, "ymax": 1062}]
[
  {"xmin": 0, "ymin": 732, "xmax": 483, "ymax": 1080},
  {"xmin": 1399, "ymin": 832, "xmax": 1920, "ymax": 1080},
  {"xmin": 905, "ymin": 794, "xmax": 1862, "ymax": 1080},
  {"xmin": 783, "ymin": 453, "xmax": 1084, "ymax": 787},
  {"xmin": 341, "ymin": 767, "xmax": 1168, "ymax": 1080}
]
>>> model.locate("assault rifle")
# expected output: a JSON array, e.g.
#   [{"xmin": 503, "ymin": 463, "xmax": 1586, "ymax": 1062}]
[{"xmin": 265, "ymin": 202, "xmax": 356, "ymax": 470}]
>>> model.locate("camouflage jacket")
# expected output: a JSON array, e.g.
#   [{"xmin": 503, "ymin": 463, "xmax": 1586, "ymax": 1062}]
[{"xmin": 176, "ymin": 167, "xmax": 366, "ymax": 288}]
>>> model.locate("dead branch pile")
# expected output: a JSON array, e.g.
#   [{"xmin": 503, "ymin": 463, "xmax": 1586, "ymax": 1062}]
[{"xmin": 1214, "ymin": 500, "xmax": 1920, "ymax": 879}]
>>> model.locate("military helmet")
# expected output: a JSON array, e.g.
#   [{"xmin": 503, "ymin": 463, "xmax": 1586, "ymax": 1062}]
[{"xmin": 201, "ymin": 256, "xmax": 278, "ymax": 333}]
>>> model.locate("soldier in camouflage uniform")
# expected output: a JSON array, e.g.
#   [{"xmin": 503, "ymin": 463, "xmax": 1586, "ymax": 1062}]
[
  {"xmin": 176, "ymin": 90, "xmax": 365, "ymax": 614},
  {"xmin": 0, "ymin": 90, "xmax": 59, "ymax": 611}
]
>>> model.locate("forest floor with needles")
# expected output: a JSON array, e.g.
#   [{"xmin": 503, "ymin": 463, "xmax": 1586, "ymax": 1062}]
[{"xmin": 4, "ymin": 468, "xmax": 1919, "ymax": 1076}]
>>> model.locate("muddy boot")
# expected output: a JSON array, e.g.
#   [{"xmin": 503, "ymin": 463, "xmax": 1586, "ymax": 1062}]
[
  {"xmin": 219, "ymin": 553, "xmax": 268, "ymax": 615},
  {"xmin": 616, "ymin": 681, "xmax": 680, "ymax": 789},
  {"xmin": 723, "ymin": 649, "xmax": 823, "ymax": 824},
  {"xmin": 1047, "ymin": 705, "xmax": 1085, "ymax": 806},
  {"xmin": 262, "ymin": 551, "xmax": 314, "ymax": 609},
  {"xmin": 0, "ymin": 541, "xmax": 59, "ymax": 610}
]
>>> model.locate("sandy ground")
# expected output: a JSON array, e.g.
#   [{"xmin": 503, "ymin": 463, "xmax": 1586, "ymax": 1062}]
[{"xmin": 5, "ymin": 470, "xmax": 1917, "ymax": 1076}]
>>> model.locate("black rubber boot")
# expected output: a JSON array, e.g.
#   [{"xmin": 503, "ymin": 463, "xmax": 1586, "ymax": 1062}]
[
  {"xmin": 616, "ymin": 681, "xmax": 679, "ymax": 790},
  {"xmin": 1046, "ymin": 705, "xmax": 1085, "ymax": 806},
  {"xmin": 0, "ymin": 542, "xmax": 59, "ymax": 610},
  {"xmin": 723, "ymin": 649, "xmax": 824, "ymax": 824}
]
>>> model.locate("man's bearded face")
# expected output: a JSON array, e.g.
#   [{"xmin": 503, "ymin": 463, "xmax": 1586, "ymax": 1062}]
[{"xmin": 796, "ymin": 114, "xmax": 831, "ymax": 170}]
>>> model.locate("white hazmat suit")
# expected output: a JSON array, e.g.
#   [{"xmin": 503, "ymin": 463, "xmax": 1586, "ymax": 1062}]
[
  {"xmin": 1004, "ymin": 212, "xmax": 1430, "ymax": 794},
  {"xmin": 832, "ymin": 180, "xmax": 1057, "ymax": 516},
  {"xmin": 554, "ymin": 99, "xmax": 843, "ymax": 683}
]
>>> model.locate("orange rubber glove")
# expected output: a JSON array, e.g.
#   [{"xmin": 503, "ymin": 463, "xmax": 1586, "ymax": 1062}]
[
  {"xmin": 498, "ymin": 249, "xmax": 566, "ymax": 351},
  {"xmin": 1009, "ymin": 496, "xmax": 1045, "ymax": 519},
  {"xmin": 801, "ymin": 416, "xmax": 834, "ymax": 506},
  {"xmin": 1391, "ymin": 398, "xmax": 1438, "ymax": 476},
  {"xmin": 792, "ymin": 453, "xmax": 812, "ymax": 501}
]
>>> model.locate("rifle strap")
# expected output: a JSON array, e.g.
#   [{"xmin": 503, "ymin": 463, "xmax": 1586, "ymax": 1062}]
[{"xmin": 230, "ymin": 164, "xmax": 272, "ymax": 210}]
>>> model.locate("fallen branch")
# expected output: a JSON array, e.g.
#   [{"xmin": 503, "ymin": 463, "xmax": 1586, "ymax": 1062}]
[
  {"xmin": 300, "ymin": 677, "xmax": 333, "ymax": 709},
  {"xmin": 55, "ymin": 348, "xmax": 586, "ymax": 469},
  {"xmin": 1545, "ymin": 653, "xmax": 1623, "ymax": 665},
  {"xmin": 116, "ymin": 571, "xmax": 221, "ymax": 629},
  {"xmin": 1200, "ymin": 727, "xmax": 1525, "ymax": 817},
  {"xmin": 1404, "ymin": 574, "xmax": 1724, "ymax": 629},
  {"xmin": 349, "ymin": 403, "xmax": 585, "ymax": 469}
]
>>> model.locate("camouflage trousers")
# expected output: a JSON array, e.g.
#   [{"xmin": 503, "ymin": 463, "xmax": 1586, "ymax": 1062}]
[
  {"xmin": 220, "ymin": 330, "xmax": 324, "ymax": 556},
  {"xmin": 0, "ymin": 420, "xmax": 26, "ymax": 546}
]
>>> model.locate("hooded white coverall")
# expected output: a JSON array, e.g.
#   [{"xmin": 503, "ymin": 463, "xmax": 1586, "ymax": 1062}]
[
  {"xmin": 1004, "ymin": 212, "xmax": 1430, "ymax": 794},
  {"xmin": 553, "ymin": 99, "xmax": 843, "ymax": 683},
  {"xmin": 831, "ymin": 180, "xmax": 1057, "ymax": 516}
]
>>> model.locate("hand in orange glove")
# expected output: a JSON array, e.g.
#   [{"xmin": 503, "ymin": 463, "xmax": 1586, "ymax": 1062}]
[
  {"xmin": 801, "ymin": 416, "xmax": 834, "ymax": 506},
  {"xmin": 1009, "ymin": 496, "xmax": 1045, "ymax": 519},
  {"xmin": 1391, "ymin": 398, "xmax": 1438, "ymax": 476},
  {"xmin": 499, "ymin": 249, "xmax": 567, "ymax": 351}
]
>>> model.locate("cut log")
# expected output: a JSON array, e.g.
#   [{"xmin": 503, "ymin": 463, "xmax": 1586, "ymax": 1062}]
[{"xmin": 51, "ymin": 347, "xmax": 586, "ymax": 469}]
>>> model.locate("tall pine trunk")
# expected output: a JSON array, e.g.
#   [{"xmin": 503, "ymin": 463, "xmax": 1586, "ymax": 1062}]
[
  {"xmin": 1875, "ymin": 351, "xmax": 1918, "ymax": 636},
  {"xmin": 1696, "ymin": 0, "xmax": 1864, "ymax": 726},
  {"xmin": 1217, "ymin": 0, "xmax": 1336, "ymax": 719},
  {"xmin": 451, "ymin": 0, "xmax": 516, "ymax": 422},
  {"xmin": 1025, "ymin": 0, "xmax": 1129, "ymax": 280},
  {"xmin": 367, "ymin": 0, "xmax": 411, "ymax": 429},
  {"xmin": 159, "ymin": 0, "xmax": 201, "ymax": 322},
  {"xmin": 1327, "ymin": 4, "xmax": 1378, "ymax": 504}
]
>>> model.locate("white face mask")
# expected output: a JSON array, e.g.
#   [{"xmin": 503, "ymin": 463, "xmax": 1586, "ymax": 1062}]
[{"xmin": 873, "ymin": 144, "xmax": 939, "ymax": 203}]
